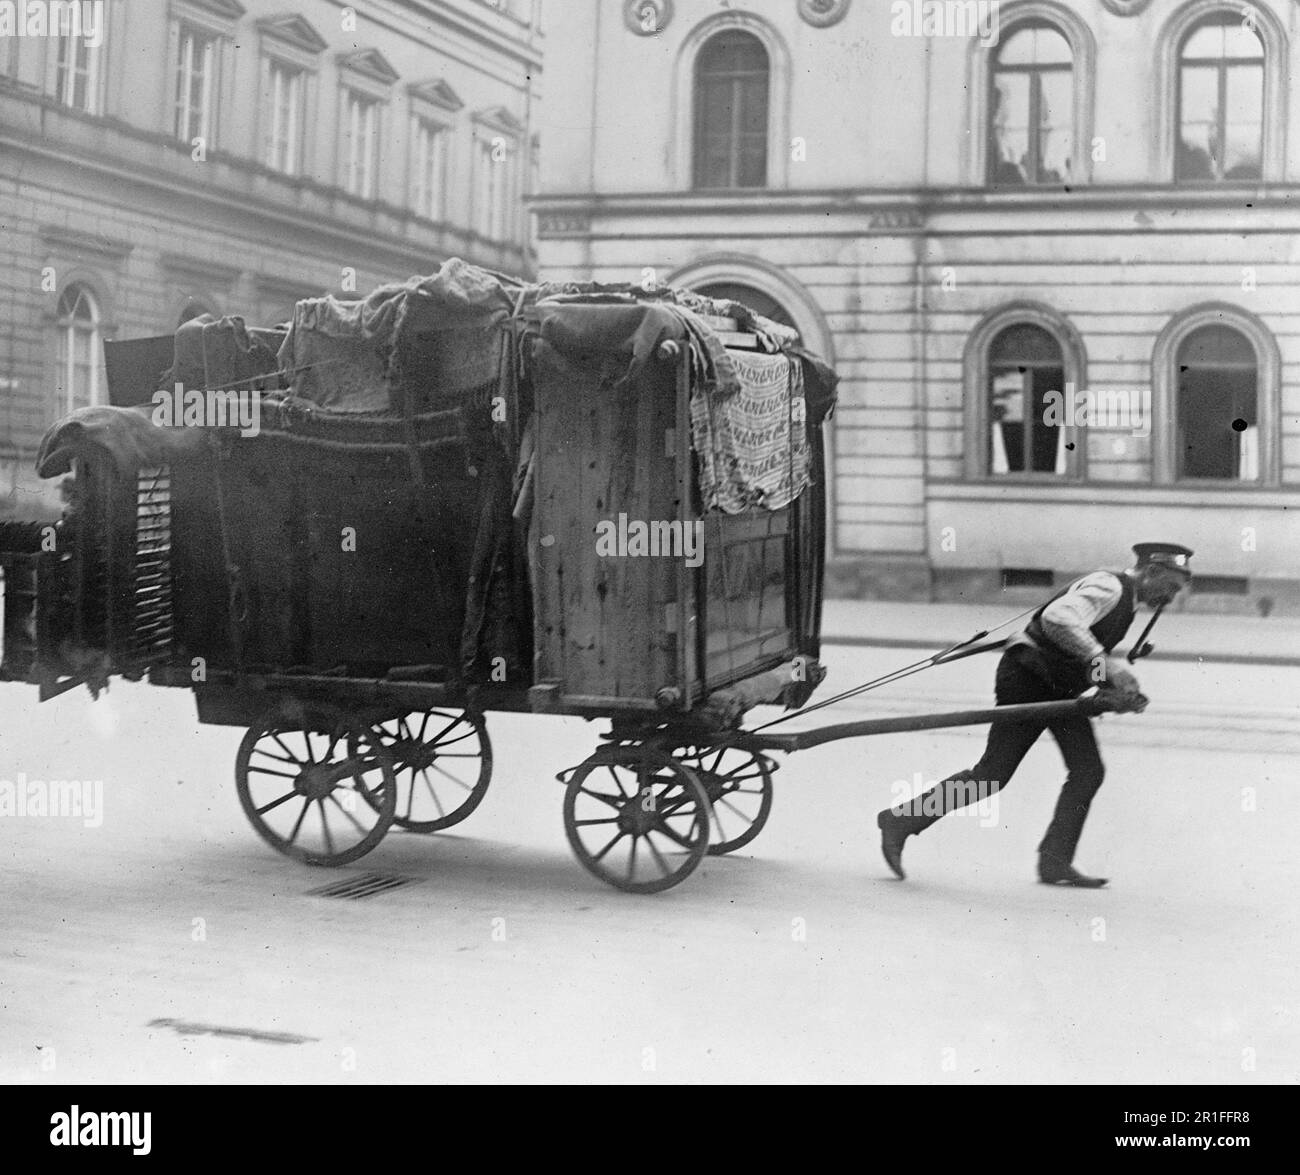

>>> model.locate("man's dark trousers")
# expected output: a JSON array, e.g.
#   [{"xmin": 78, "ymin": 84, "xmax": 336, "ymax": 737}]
[{"xmin": 900, "ymin": 648, "xmax": 1106, "ymax": 864}]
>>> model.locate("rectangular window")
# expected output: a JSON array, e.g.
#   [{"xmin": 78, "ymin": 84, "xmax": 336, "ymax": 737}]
[
  {"xmin": 412, "ymin": 118, "xmax": 448, "ymax": 220},
  {"xmin": 174, "ymin": 26, "xmax": 217, "ymax": 146},
  {"xmin": 266, "ymin": 60, "xmax": 304, "ymax": 175},
  {"xmin": 343, "ymin": 91, "xmax": 380, "ymax": 199},
  {"xmin": 54, "ymin": 31, "xmax": 101, "ymax": 113},
  {"xmin": 476, "ymin": 136, "xmax": 512, "ymax": 240}
]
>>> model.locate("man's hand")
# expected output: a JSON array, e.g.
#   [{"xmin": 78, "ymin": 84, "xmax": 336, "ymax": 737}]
[{"xmin": 1101, "ymin": 656, "xmax": 1141, "ymax": 696}]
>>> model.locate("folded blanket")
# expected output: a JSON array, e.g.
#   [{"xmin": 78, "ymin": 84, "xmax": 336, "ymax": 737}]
[{"xmin": 690, "ymin": 350, "xmax": 810, "ymax": 513}]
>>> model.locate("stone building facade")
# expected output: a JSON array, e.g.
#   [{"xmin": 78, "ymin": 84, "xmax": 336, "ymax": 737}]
[
  {"xmin": 0, "ymin": 0, "xmax": 542, "ymax": 519},
  {"xmin": 535, "ymin": 0, "xmax": 1300, "ymax": 611}
]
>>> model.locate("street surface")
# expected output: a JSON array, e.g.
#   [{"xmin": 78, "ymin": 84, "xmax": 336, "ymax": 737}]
[{"xmin": 2, "ymin": 639, "xmax": 1297, "ymax": 1084}]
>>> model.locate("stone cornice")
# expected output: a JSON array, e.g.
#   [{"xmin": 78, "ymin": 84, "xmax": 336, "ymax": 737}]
[
  {"xmin": 530, "ymin": 184, "xmax": 1300, "ymax": 226},
  {"xmin": 38, "ymin": 225, "xmax": 134, "ymax": 260},
  {"xmin": 6, "ymin": 130, "xmax": 531, "ymax": 279},
  {"xmin": 337, "ymin": 48, "xmax": 400, "ymax": 87},
  {"xmin": 408, "ymin": 78, "xmax": 465, "ymax": 113},
  {"xmin": 256, "ymin": 13, "xmax": 328, "ymax": 55},
  {"xmin": 390, "ymin": 0, "xmax": 542, "ymax": 70}
]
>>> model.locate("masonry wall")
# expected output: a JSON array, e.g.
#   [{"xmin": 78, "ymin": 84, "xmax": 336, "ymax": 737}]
[
  {"xmin": 536, "ymin": 0, "xmax": 1300, "ymax": 607},
  {"xmin": 0, "ymin": 0, "xmax": 542, "ymax": 520}
]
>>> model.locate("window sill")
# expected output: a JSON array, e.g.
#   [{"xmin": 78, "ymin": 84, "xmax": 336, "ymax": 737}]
[{"xmin": 930, "ymin": 479, "xmax": 1298, "ymax": 507}]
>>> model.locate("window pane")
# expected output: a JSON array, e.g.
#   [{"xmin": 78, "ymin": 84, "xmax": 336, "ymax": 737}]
[
  {"xmin": 1182, "ymin": 21, "xmax": 1263, "ymax": 61},
  {"xmin": 698, "ymin": 78, "xmax": 734, "ymax": 139},
  {"xmin": 738, "ymin": 139, "xmax": 767, "ymax": 187},
  {"xmin": 1177, "ymin": 64, "xmax": 1219, "ymax": 178},
  {"xmin": 1182, "ymin": 22, "xmax": 1226, "ymax": 59},
  {"xmin": 698, "ymin": 31, "xmax": 767, "ymax": 75},
  {"xmin": 990, "ymin": 324, "xmax": 1061, "ymax": 365},
  {"xmin": 1180, "ymin": 325, "xmax": 1255, "ymax": 367},
  {"xmin": 1028, "ymin": 367, "xmax": 1066, "ymax": 472},
  {"xmin": 1179, "ymin": 368, "xmax": 1255, "ymax": 478},
  {"xmin": 990, "ymin": 74, "xmax": 1031, "ymax": 184},
  {"xmin": 1037, "ymin": 69, "xmax": 1072, "ymax": 181},
  {"xmin": 1176, "ymin": 327, "xmax": 1258, "ymax": 480},
  {"xmin": 998, "ymin": 25, "xmax": 1071, "ymax": 67},
  {"xmin": 988, "ymin": 325, "xmax": 1066, "ymax": 475},
  {"xmin": 694, "ymin": 31, "xmax": 769, "ymax": 189},
  {"xmin": 738, "ymin": 76, "xmax": 768, "ymax": 134},
  {"xmin": 1223, "ymin": 63, "xmax": 1263, "ymax": 177},
  {"xmin": 1221, "ymin": 23, "xmax": 1264, "ymax": 60}
]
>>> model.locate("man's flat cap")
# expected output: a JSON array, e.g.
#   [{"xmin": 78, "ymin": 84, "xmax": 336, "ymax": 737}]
[{"xmin": 1133, "ymin": 542, "xmax": 1194, "ymax": 572}]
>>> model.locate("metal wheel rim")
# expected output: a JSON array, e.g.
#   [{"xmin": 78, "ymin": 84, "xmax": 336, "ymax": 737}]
[
  {"xmin": 236, "ymin": 710, "xmax": 396, "ymax": 866},
  {"xmin": 358, "ymin": 710, "xmax": 492, "ymax": 832},
  {"xmin": 563, "ymin": 750, "xmax": 710, "ymax": 894},
  {"xmin": 676, "ymin": 745, "xmax": 774, "ymax": 856}
]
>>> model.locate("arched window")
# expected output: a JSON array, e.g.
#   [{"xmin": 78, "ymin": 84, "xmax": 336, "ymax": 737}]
[
  {"xmin": 692, "ymin": 281, "xmax": 795, "ymax": 329},
  {"xmin": 987, "ymin": 324, "xmax": 1067, "ymax": 474},
  {"xmin": 55, "ymin": 284, "xmax": 101, "ymax": 415},
  {"xmin": 1176, "ymin": 326, "xmax": 1258, "ymax": 479},
  {"xmin": 693, "ymin": 31, "xmax": 769, "ymax": 189},
  {"xmin": 1175, "ymin": 16, "xmax": 1264, "ymax": 182},
  {"xmin": 989, "ymin": 23, "xmax": 1073, "ymax": 186}
]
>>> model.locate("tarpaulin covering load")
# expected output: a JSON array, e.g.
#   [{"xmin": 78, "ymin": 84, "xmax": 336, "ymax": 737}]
[
  {"xmin": 276, "ymin": 258, "xmax": 522, "ymax": 412},
  {"xmin": 168, "ymin": 315, "xmax": 282, "ymax": 393},
  {"xmin": 36, "ymin": 404, "xmax": 211, "ymax": 478},
  {"xmin": 528, "ymin": 296, "xmax": 831, "ymax": 515}
]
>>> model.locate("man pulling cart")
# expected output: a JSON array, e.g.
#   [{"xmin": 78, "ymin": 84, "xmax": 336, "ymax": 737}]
[{"xmin": 875, "ymin": 542, "xmax": 1194, "ymax": 888}]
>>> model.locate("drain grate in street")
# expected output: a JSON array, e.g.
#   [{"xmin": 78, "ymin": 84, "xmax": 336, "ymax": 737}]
[{"xmin": 308, "ymin": 872, "xmax": 422, "ymax": 900}]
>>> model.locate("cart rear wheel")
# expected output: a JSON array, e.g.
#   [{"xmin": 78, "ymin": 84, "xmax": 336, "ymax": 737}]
[
  {"xmin": 236, "ymin": 707, "xmax": 396, "ymax": 866},
  {"xmin": 359, "ymin": 710, "xmax": 492, "ymax": 832},
  {"xmin": 675, "ymin": 745, "xmax": 775, "ymax": 856},
  {"xmin": 563, "ymin": 748, "xmax": 711, "ymax": 894}
]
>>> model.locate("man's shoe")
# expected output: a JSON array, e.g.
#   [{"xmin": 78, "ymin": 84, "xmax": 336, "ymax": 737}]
[
  {"xmin": 1038, "ymin": 856, "xmax": 1108, "ymax": 888},
  {"xmin": 877, "ymin": 810, "xmax": 912, "ymax": 880}
]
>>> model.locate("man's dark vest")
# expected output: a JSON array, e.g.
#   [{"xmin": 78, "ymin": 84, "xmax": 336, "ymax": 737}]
[
  {"xmin": 1026, "ymin": 571, "xmax": 1137, "ymax": 655},
  {"xmin": 1019, "ymin": 571, "xmax": 1137, "ymax": 692}
]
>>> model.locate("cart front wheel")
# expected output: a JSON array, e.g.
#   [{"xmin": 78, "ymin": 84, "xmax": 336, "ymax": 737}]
[
  {"xmin": 236, "ymin": 706, "xmax": 396, "ymax": 866},
  {"xmin": 563, "ymin": 748, "xmax": 711, "ymax": 894},
  {"xmin": 675, "ymin": 745, "xmax": 775, "ymax": 856},
  {"xmin": 360, "ymin": 709, "xmax": 492, "ymax": 832}
]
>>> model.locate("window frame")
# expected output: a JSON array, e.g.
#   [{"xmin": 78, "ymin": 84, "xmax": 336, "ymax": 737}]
[
  {"xmin": 265, "ymin": 58, "xmax": 307, "ymax": 175},
  {"xmin": 471, "ymin": 107, "xmax": 524, "ymax": 244},
  {"xmin": 1172, "ymin": 15, "xmax": 1265, "ymax": 184},
  {"xmin": 673, "ymin": 11, "xmax": 790, "ymax": 191},
  {"xmin": 334, "ymin": 50, "xmax": 398, "ymax": 203},
  {"xmin": 1155, "ymin": 0, "xmax": 1285, "ymax": 184},
  {"xmin": 341, "ymin": 87, "xmax": 382, "ymax": 200},
  {"xmin": 987, "ymin": 22, "xmax": 1075, "ymax": 187},
  {"xmin": 965, "ymin": 2, "xmax": 1095, "ymax": 188},
  {"xmin": 962, "ymin": 302, "xmax": 1089, "ymax": 483},
  {"xmin": 46, "ymin": 23, "xmax": 105, "ymax": 114},
  {"xmin": 255, "ymin": 15, "xmax": 326, "ymax": 179},
  {"xmin": 1151, "ymin": 303, "xmax": 1280, "ymax": 486},
  {"xmin": 164, "ymin": 1, "xmax": 243, "ymax": 152},
  {"xmin": 410, "ymin": 114, "xmax": 451, "ymax": 222},
  {"xmin": 692, "ymin": 30, "xmax": 771, "ymax": 191},
  {"xmin": 407, "ymin": 80, "xmax": 462, "ymax": 224},
  {"xmin": 172, "ymin": 22, "xmax": 219, "ymax": 147},
  {"xmin": 55, "ymin": 283, "xmax": 103, "ymax": 417}
]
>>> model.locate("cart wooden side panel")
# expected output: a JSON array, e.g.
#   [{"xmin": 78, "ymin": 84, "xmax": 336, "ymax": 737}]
[{"xmin": 531, "ymin": 342, "xmax": 694, "ymax": 711}]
